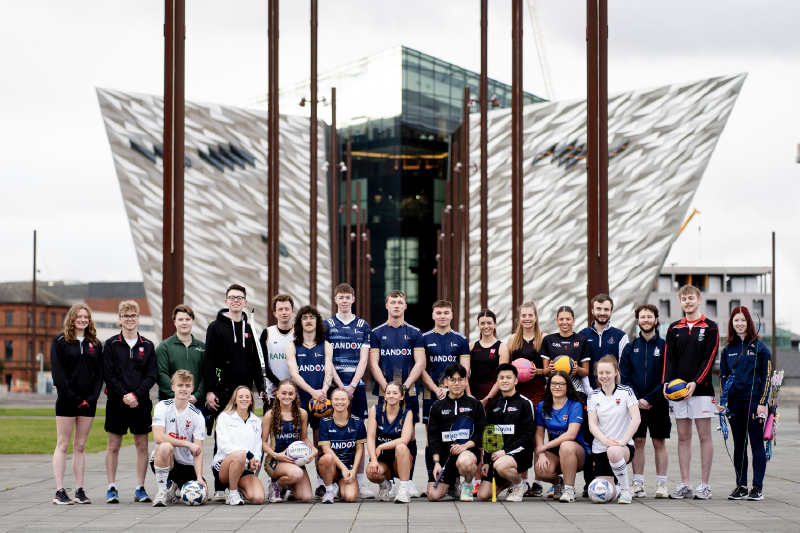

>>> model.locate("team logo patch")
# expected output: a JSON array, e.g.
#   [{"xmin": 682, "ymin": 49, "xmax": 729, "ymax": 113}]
[
  {"xmin": 507, "ymin": 406, "xmax": 518, "ymax": 412},
  {"xmin": 654, "ymin": 348, "xmax": 660, "ymax": 356},
  {"xmin": 608, "ymin": 338, "xmax": 615, "ymax": 344},
  {"xmin": 698, "ymin": 328, "xmax": 705, "ymax": 341},
  {"xmin": 562, "ymin": 415, "xmax": 568, "ymax": 421},
  {"xmin": 615, "ymin": 399, "xmax": 621, "ymax": 405},
  {"xmin": 459, "ymin": 407, "xmax": 472, "ymax": 413},
  {"xmin": 574, "ymin": 342, "xmax": 580, "ymax": 348},
  {"xmin": 442, "ymin": 409, "xmax": 451, "ymax": 415},
  {"xmin": 185, "ymin": 420, "xmax": 191, "ymax": 428}
]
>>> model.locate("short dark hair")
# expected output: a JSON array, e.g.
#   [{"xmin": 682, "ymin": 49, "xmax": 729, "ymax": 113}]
[
  {"xmin": 444, "ymin": 363, "xmax": 467, "ymax": 380},
  {"xmin": 386, "ymin": 290, "xmax": 406, "ymax": 303},
  {"xmin": 591, "ymin": 293, "xmax": 614, "ymax": 311},
  {"xmin": 496, "ymin": 363, "xmax": 517, "ymax": 377},
  {"xmin": 271, "ymin": 294, "xmax": 295, "ymax": 312},
  {"xmin": 634, "ymin": 303, "xmax": 659, "ymax": 320},
  {"xmin": 226, "ymin": 284, "xmax": 246, "ymax": 298},
  {"xmin": 432, "ymin": 300, "xmax": 452, "ymax": 310},
  {"xmin": 334, "ymin": 283, "xmax": 354, "ymax": 297},
  {"xmin": 172, "ymin": 304, "xmax": 195, "ymax": 321}
]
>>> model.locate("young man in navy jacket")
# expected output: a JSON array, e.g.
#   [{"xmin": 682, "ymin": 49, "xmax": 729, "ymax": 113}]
[{"xmin": 620, "ymin": 304, "xmax": 670, "ymax": 499}]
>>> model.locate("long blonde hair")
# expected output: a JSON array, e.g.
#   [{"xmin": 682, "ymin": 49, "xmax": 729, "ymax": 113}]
[
  {"xmin": 223, "ymin": 386, "xmax": 255, "ymax": 416},
  {"xmin": 507, "ymin": 301, "xmax": 543, "ymax": 353},
  {"xmin": 64, "ymin": 303, "xmax": 100, "ymax": 346}
]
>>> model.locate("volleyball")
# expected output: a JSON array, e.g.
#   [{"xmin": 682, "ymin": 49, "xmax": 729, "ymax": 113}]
[
  {"xmin": 553, "ymin": 355, "xmax": 576, "ymax": 374},
  {"xmin": 665, "ymin": 379, "xmax": 689, "ymax": 401},
  {"xmin": 308, "ymin": 398, "xmax": 333, "ymax": 418},
  {"xmin": 512, "ymin": 359, "xmax": 533, "ymax": 383},
  {"xmin": 286, "ymin": 441, "xmax": 312, "ymax": 467},
  {"xmin": 588, "ymin": 478, "xmax": 614, "ymax": 503},
  {"xmin": 181, "ymin": 480, "xmax": 206, "ymax": 506}
]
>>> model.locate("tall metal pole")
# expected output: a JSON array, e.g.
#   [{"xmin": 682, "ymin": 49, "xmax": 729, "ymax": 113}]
[
  {"xmin": 309, "ymin": 0, "xmax": 318, "ymax": 307},
  {"xmin": 354, "ymin": 181, "xmax": 362, "ymax": 316},
  {"xmin": 330, "ymin": 87, "xmax": 338, "ymax": 314},
  {"xmin": 462, "ymin": 87, "xmax": 471, "ymax": 333},
  {"xmin": 586, "ymin": 0, "xmax": 609, "ymax": 324},
  {"xmin": 511, "ymin": 0, "xmax": 524, "ymax": 318},
  {"xmin": 479, "ymin": 0, "xmax": 489, "ymax": 310},
  {"xmin": 268, "ymin": 0, "xmax": 280, "ymax": 324},
  {"xmin": 365, "ymin": 229, "xmax": 371, "ymax": 325},
  {"xmin": 436, "ymin": 227, "xmax": 443, "ymax": 301},
  {"xmin": 346, "ymin": 141, "xmax": 353, "ymax": 286},
  {"xmin": 31, "ymin": 230, "xmax": 37, "ymax": 386},
  {"xmin": 163, "ymin": 0, "xmax": 185, "ymax": 338},
  {"xmin": 772, "ymin": 231, "xmax": 777, "ymax": 368},
  {"xmin": 451, "ymin": 141, "xmax": 461, "ymax": 329}
]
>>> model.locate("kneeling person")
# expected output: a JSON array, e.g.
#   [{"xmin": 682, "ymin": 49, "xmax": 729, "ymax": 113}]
[
  {"xmin": 477, "ymin": 363, "xmax": 535, "ymax": 502},
  {"xmin": 427, "ymin": 363, "xmax": 487, "ymax": 502},
  {"xmin": 318, "ymin": 388, "xmax": 367, "ymax": 503},
  {"xmin": 151, "ymin": 370, "xmax": 208, "ymax": 506}
]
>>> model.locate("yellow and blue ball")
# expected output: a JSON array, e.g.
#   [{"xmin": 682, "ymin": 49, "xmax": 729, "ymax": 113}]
[
  {"xmin": 309, "ymin": 398, "xmax": 333, "ymax": 418},
  {"xmin": 665, "ymin": 379, "xmax": 689, "ymax": 401},
  {"xmin": 553, "ymin": 355, "xmax": 576, "ymax": 374}
]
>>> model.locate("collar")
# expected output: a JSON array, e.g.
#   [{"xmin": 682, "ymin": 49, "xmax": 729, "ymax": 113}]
[
  {"xmin": 638, "ymin": 330, "xmax": 660, "ymax": 342},
  {"xmin": 679, "ymin": 315, "xmax": 706, "ymax": 325},
  {"xmin": 172, "ymin": 333, "xmax": 197, "ymax": 346},
  {"xmin": 231, "ymin": 410, "xmax": 252, "ymax": 422},
  {"xmin": 500, "ymin": 390, "xmax": 519, "ymax": 400},
  {"xmin": 590, "ymin": 321, "xmax": 613, "ymax": 335},
  {"xmin": 118, "ymin": 331, "xmax": 142, "ymax": 345},
  {"xmin": 602, "ymin": 384, "xmax": 619, "ymax": 397},
  {"xmin": 335, "ymin": 313, "xmax": 356, "ymax": 325}
]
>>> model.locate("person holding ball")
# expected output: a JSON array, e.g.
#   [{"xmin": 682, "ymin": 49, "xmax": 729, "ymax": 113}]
[{"xmin": 317, "ymin": 388, "xmax": 367, "ymax": 503}]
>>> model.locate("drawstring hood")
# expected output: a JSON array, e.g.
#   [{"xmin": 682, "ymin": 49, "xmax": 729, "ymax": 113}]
[
  {"xmin": 220, "ymin": 309, "xmax": 248, "ymax": 348},
  {"xmin": 203, "ymin": 309, "xmax": 263, "ymax": 396}
]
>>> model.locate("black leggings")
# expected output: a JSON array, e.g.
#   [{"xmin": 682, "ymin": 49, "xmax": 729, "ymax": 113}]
[{"xmin": 728, "ymin": 400, "xmax": 767, "ymax": 488}]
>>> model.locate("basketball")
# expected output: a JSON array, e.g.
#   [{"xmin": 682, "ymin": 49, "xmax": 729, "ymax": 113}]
[
  {"xmin": 588, "ymin": 478, "xmax": 614, "ymax": 503},
  {"xmin": 181, "ymin": 480, "xmax": 206, "ymax": 506},
  {"xmin": 665, "ymin": 379, "xmax": 689, "ymax": 401},
  {"xmin": 512, "ymin": 359, "xmax": 533, "ymax": 383},
  {"xmin": 286, "ymin": 440, "xmax": 312, "ymax": 466},
  {"xmin": 553, "ymin": 355, "xmax": 576, "ymax": 374},
  {"xmin": 309, "ymin": 398, "xmax": 333, "ymax": 418}
]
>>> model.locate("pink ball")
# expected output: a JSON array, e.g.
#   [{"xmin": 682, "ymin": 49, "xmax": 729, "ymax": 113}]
[{"xmin": 512, "ymin": 359, "xmax": 533, "ymax": 383}]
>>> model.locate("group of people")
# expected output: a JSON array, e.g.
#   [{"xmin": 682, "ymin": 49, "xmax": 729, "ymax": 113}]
[{"xmin": 49, "ymin": 281, "xmax": 774, "ymax": 506}]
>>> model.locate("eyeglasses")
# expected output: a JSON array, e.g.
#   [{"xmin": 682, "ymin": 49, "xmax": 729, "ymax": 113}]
[
  {"xmin": 447, "ymin": 378, "xmax": 466, "ymax": 384},
  {"xmin": 120, "ymin": 314, "xmax": 139, "ymax": 320},
  {"xmin": 226, "ymin": 296, "xmax": 245, "ymax": 302},
  {"xmin": 550, "ymin": 382, "xmax": 567, "ymax": 389},
  {"xmin": 301, "ymin": 316, "xmax": 317, "ymax": 322}
]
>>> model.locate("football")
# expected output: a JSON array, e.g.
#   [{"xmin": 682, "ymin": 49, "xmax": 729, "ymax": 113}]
[
  {"xmin": 181, "ymin": 480, "xmax": 206, "ymax": 506},
  {"xmin": 588, "ymin": 478, "xmax": 614, "ymax": 503}
]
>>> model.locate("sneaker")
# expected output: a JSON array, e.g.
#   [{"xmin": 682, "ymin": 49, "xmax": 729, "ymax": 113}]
[
  {"xmin": 213, "ymin": 490, "xmax": 227, "ymax": 502},
  {"xmin": 525, "ymin": 483, "xmax": 543, "ymax": 498},
  {"xmin": 358, "ymin": 482, "xmax": 375, "ymax": 499},
  {"xmin": 655, "ymin": 481, "xmax": 668, "ymax": 498},
  {"xmin": 269, "ymin": 482, "xmax": 283, "ymax": 503},
  {"xmin": 166, "ymin": 482, "xmax": 181, "ymax": 504},
  {"xmin": 747, "ymin": 486, "xmax": 763, "ymax": 501},
  {"xmin": 394, "ymin": 485, "xmax": 410, "ymax": 503},
  {"xmin": 669, "ymin": 483, "xmax": 693, "ymax": 499},
  {"xmin": 333, "ymin": 483, "xmax": 341, "ymax": 501},
  {"xmin": 53, "ymin": 489, "xmax": 74, "ymax": 505},
  {"xmin": 581, "ymin": 488, "xmax": 589, "ymax": 498},
  {"xmin": 618, "ymin": 488, "xmax": 632, "ymax": 504},
  {"xmin": 472, "ymin": 480, "xmax": 479, "ymax": 496},
  {"xmin": 106, "ymin": 488, "xmax": 119, "ymax": 503},
  {"xmin": 559, "ymin": 485, "xmax": 576, "ymax": 503},
  {"xmin": 552, "ymin": 482, "xmax": 563, "ymax": 500},
  {"xmin": 285, "ymin": 488, "xmax": 296, "ymax": 501},
  {"xmin": 631, "ymin": 481, "xmax": 646, "ymax": 498},
  {"xmin": 73, "ymin": 488, "xmax": 91, "ymax": 504},
  {"xmin": 407, "ymin": 483, "xmax": 420, "ymax": 498},
  {"xmin": 452, "ymin": 477, "xmax": 462, "ymax": 500},
  {"xmin": 315, "ymin": 484, "xmax": 327, "ymax": 500},
  {"xmin": 226, "ymin": 490, "xmax": 244, "ymax": 505},
  {"xmin": 728, "ymin": 486, "xmax": 749, "ymax": 500},
  {"xmin": 134, "ymin": 487, "xmax": 151, "ymax": 502},
  {"xmin": 152, "ymin": 490, "xmax": 168, "ymax": 507},
  {"xmin": 389, "ymin": 481, "xmax": 397, "ymax": 499},
  {"xmin": 545, "ymin": 484, "xmax": 555, "ymax": 498},
  {"xmin": 378, "ymin": 481, "xmax": 392, "ymax": 502},
  {"xmin": 322, "ymin": 489, "xmax": 335, "ymax": 504},
  {"xmin": 506, "ymin": 483, "xmax": 526, "ymax": 502},
  {"xmin": 460, "ymin": 482, "xmax": 474, "ymax": 502},
  {"xmin": 694, "ymin": 484, "xmax": 712, "ymax": 500}
]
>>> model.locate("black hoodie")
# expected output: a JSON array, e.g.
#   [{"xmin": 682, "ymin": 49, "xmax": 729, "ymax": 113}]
[
  {"xmin": 203, "ymin": 309, "xmax": 264, "ymax": 397},
  {"xmin": 50, "ymin": 334, "xmax": 104, "ymax": 403}
]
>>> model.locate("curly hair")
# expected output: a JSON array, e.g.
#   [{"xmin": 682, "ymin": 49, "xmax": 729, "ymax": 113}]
[
  {"xmin": 542, "ymin": 371, "xmax": 581, "ymax": 416},
  {"xmin": 269, "ymin": 379, "xmax": 304, "ymax": 445},
  {"xmin": 292, "ymin": 305, "xmax": 326, "ymax": 346},
  {"xmin": 64, "ymin": 303, "xmax": 100, "ymax": 346}
]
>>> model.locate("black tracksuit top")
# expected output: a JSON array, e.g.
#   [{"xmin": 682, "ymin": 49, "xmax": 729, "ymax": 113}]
[
  {"xmin": 427, "ymin": 393, "xmax": 487, "ymax": 459},
  {"xmin": 50, "ymin": 334, "xmax": 104, "ymax": 403},
  {"xmin": 103, "ymin": 332, "xmax": 157, "ymax": 401},
  {"xmin": 484, "ymin": 391, "xmax": 535, "ymax": 461}
]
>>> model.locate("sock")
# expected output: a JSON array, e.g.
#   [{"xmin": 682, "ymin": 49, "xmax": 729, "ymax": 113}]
[
  {"xmin": 610, "ymin": 459, "xmax": 629, "ymax": 492},
  {"xmin": 357, "ymin": 473, "xmax": 365, "ymax": 484},
  {"xmin": 532, "ymin": 479, "xmax": 543, "ymax": 487},
  {"xmin": 402, "ymin": 480, "xmax": 414, "ymax": 490},
  {"xmin": 155, "ymin": 467, "xmax": 170, "ymax": 492},
  {"xmin": 380, "ymin": 480, "xmax": 391, "ymax": 489},
  {"xmin": 108, "ymin": 483, "xmax": 116, "ymax": 491},
  {"xmin": 474, "ymin": 479, "xmax": 481, "ymax": 486},
  {"xmin": 656, "ymin": 475, "xmax": 667, "ymax": 484},
  {"xmin": 564, "ymin": 484, "xmax": 574, "ymax": 492},
  {"xmin": 515, "ymin": 479, "xmax": 526, "ymax": 486},
  {"xmin": 633, "ymin": 474, "xmax": 644, "ymax": 485},
  {"xmin": 136, "ymin": 485, "xmax": 144, "ymax": 491},
  {"xmin": 615, "ymin": 484, "xmax": 622, "ymax": 499},
  {"xmin": 325, "ymin": 484, "xmax": 335, "ymax": 492}
]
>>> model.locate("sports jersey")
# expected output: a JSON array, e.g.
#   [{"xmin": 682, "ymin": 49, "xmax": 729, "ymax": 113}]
[
  {"xmin": 260, "ymin": 325, "xmax": 294, "ymax": 391},
  {"xmin": 485, "ymin": 392, "xmax": 535, "ymax": 459},
  {"xmin": 663, "ymin": 315, "xmax": 719, "ymax": 397},
  {"xmin": 578, "ymin": 322, "xmax": 628, "ymax": 389},
  {"xmin": 270, "ymin": 418, "xmax": 301, "ymax": 455},
  {"xmin": 152, "ymin": 399, "xmax": 206, "ymax": 465},
  {"xmin": 375, "ymin": 406, "xmax": 413, "ymax": 446},
  {"xmin": 325, "ymin": 315, "xmax": 370, "ymax": 389},
  {"xmin": 422, "ymin": 328, "xmax": 470, "ymax": 398},
  {"xmin": 294, "ymin": 342, "xmax": 327, "ymax": 410},
  {"xmin": 586, "ymin": 385, "xmax": 638, "ymax": 453},
  {"xmin": 369, "ymin": 322, "xmax": 424, "ymax": 396},
  {"xmin": 318, "ymin": 415, "xmax": 367, "ymax": 469},
  {"xmin": 535, "ymin": 399, "xmax": 590, "ymax": 454},
  {"xmin": 510, "ymin": 338, "xmax": 547, "ymax": 405},
  {"xmin": 540, "ymin": 332, "xmax": 592, "ymax": 393},
  {"xmin": 468, "ymin": 339, "xmax": 502, "ymax": 400}
]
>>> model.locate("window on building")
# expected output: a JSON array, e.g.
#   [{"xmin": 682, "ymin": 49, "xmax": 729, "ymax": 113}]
[
  {"xmin": 753, "ymin": 299, "xmax": 764, "ymax": 317},
  {"xmin": 384, "ymin": 237, "xmax": 419, "ymax": 304},
  {"xmin": 708, "ymin": 276, "xmax": 723, "ymax": 293},
  {"xmin": 728, "ymin": 276, "xmax": 760, "ymax": 293},
  {"xmin": 27, "ymin": 312, "xmax": 32, "ymax": 327},
  {"xmin": 27, "ymin": 342, "xmax": 32, "ymax": 361},
  {"xmin": 659, "ymin": 299, "xmax": 670, "ymax": 320},
  {"xmin": 729, "ymin": 299, "xmax": 741, "ymax": 314},
  {"xmin": 4, "ymin": 341, "xmax": 12, "ymax": 361},
  {"xmin": 39, "ymin": 313, "xmax": 44, "ymax": 327},
  {"xmin": 51, "ymin": 313, "xmax": 56, "ymax": 328},
  {"xmin": 706, "ymin": 299, "xmax": 717, "ymax": 316},
  {"xmin": 39, "ymin": 341, "xmax": 44, "ymax": 355},
  {"xmin": 657, "ymin": 276, "xmax": 672, "ymax": 294},
  {"xmin": 4, "ymin": 311, "xmax": 12, "ymax": 326}
]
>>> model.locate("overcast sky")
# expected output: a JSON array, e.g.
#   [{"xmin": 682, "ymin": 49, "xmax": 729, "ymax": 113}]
[{"xmin": 1, "ymin": 1, "xmax": 798, "ymax": 324}]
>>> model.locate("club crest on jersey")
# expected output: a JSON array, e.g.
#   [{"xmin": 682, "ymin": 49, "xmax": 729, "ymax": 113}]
[
  {"xmin": 573, "ymin": 342, "xmax": 580, "ymax": 348},
  {"xmin": 698, "ymin": 328, "xmax": 706, "ymax": 341},
  {"xmin": 615, "ymin": 398, "xmax": 621, "ymax": 405},
  {"xmin": 507, "ymin": 406, "xmax": 517, "ymax": 412},
  {"xmin": 563, "ymin": 415, "xmax": 568, "ymax": 421},
  {"xmin": 245, "ymin": 333, "xmax": 251, "ymax": 339},
  {"xmin": 634, "ymin": 348, "xmax": 639, "ymax": 352},
  {"xmin": 654, "ymin": 348, "xmax": 660, "ymax": 356},
  {"xmin": 459, "ymin": 407, "xmax": 472, "ymax": 413},
  {"xmin": 185, "ymin": 420, "xmax": 191, "ymax": 428}
]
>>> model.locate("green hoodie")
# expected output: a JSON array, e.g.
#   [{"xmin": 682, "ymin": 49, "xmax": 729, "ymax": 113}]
[{"xmin": 156, "ymin": 333, "xmax": 206, "ymax": 401}]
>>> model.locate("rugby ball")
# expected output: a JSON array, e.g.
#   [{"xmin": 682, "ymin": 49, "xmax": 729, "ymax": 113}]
[
  {"xmin": 181, "ymin": 480, "xmax": 206, "ymax": 506},
  {"xmin": 552, "ymin": 355, "xmax": 576, "ymax": 374},
  {"xmin": 512, "ymin": 358, "xmax": 533, "ymax": 383},
  {"xmin": 588, "ymin": 478, "xmax": 614, "ymax": 503},
  {"xmin": 665, "ymin": 379, "xmax": 689, "ymax": 401},
  {"xmin": 308, "ymin": 398, "xmax": 333, "ymax": 418},
  {"xmin": 286, "ymin": 440, "xmax": 312, "ymax": 467}
]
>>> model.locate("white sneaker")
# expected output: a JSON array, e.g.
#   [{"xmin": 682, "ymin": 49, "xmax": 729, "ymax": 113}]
[
  {"xmin": 618, "ymin": 488, "xmax": 632, "ymax": 504},
  {"xmin": 226, "ymin": 490, "xmax": 244, "ymax": 505},
  {"xmin": 333, "ymin": 483, "xmax": 341, "ymax": 500},
  {"xmin": 669, "ymin": 483, "xmax": 693, "ymax": 499},
  {"xmin": 268, "ymin": 482, "xmax": 282, "ymax": 503},
  {"xmin": 694, "ymin": 484, "xmax": 713, "ymax": 500},
  {"xmin": 545, "ymin": 484, "xmax": 555, "ymax": 498},
  {"xmin": 394, "ymin": 485, "xmax": 410, "ymax": 503},
  {"xmin": 559, "ymin": 486, "xmax": 576, "ymax": 503},
  {"xmin": 388, "ymin": 481, "xmax": 397, "ymax": 499},
  {"xmin": 377, "ymin": 481, "xmax": 391, "ymax": 502},
  {"xmin": 460, "ymin": 482, "xmax": 473, "ymax": 502},
  {"xmin": 631, "ymin": 481, "xmax": 646, "ymax": 498},
  {"xmin": 152, "ymin": 489, "xmax": 168, "ymax": 507},
  {"xmin": 213, "ymin": 490, "xmax": 227, "ymax": 502},
  {"xmin": 407, "ymin": 483, "xmax": 420, "ymax": 498},
  {"xmin": 506, "ymin": 483, "xmax": 526, "ymax": 502},
  {"xmin": 322, "ymin": 489, "xmax": 335, "ymax": 504},
  {"xmin": 655, "ymin": 481, "xmax": 668, "ymax": 498},
  {"xmin": 358, "ymin": 482, "xmax": 375, "ymax": 499}
]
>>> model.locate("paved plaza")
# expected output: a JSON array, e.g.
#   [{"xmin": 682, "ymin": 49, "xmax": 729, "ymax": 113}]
[{"xmin": 1, "ymin": 397, "xmax": 799, "ymax": 532}]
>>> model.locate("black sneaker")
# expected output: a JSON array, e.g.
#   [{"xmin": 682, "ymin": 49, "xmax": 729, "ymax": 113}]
[
  {"xmin": 73, "ymin": 488, "xmax": 91, "ymax": 504},
  {"xmin": 728, "ymin": 486, "xmax": 748, "ymax": 500},
  {"xmin": 582, "ymin": 489, "xmax": 590, "ymax": 498},
  {"xmin": 53, "ymin": 489, "xmax": 73, "ymax": 505},
  {"xmin": 747, "ymin": 486, "xmax": 763, "ymax": 501},
  {"xmin": 524, "ymin": 483, "xmax": 543, "ymax": 497},
  {"xmin": 315, "ymin": 485, "xmax": 326, "ymax": 500}
]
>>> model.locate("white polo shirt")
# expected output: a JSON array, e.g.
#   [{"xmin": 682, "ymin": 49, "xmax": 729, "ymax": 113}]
[{"xmin": 587, "ymin": 385, "xmax": 638, "ymax": 454}]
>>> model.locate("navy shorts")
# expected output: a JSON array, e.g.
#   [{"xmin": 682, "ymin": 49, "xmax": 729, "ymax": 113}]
[
  {"xmin": 104, "ymin": 395, "xmax": 152, "ymax": 435},
  {"xmin": 351, "ymin": 388, "xmax": 369, "ymax": 419}
]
